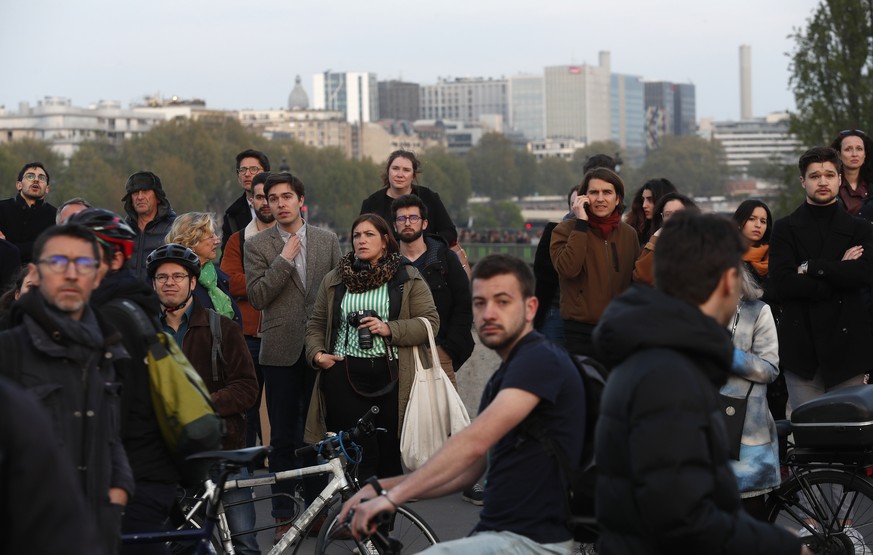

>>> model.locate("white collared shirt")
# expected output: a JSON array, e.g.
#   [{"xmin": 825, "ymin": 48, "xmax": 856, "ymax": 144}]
[{"xmin": 277, "ymin": 222, "xmax": 307, "ymax": 288}]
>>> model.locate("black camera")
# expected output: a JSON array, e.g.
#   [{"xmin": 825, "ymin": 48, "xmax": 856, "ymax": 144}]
[{"xmin": 347, "ymin": 309, "xmax": 380, "ymax": 350}]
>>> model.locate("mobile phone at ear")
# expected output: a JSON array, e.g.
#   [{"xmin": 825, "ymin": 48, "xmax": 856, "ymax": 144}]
[{"xmin": 584, "ymin": 202, "xmax": 593, "ymax": 215}]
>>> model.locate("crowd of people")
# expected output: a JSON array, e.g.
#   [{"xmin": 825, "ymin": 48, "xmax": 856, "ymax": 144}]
[{"xmin": 0, "ymin": 130, "xmax": 871, "ymax": 554}]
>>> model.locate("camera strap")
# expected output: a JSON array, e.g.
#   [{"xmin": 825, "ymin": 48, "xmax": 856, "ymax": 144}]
[{"xmin": 343, "ymin": 355, "xmax": 399, "ymax": 398}]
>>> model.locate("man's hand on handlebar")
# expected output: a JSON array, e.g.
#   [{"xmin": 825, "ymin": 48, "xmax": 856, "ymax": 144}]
[{"xmin": 347, "ymin": 495, "xmax": 396, "ymax": 541}]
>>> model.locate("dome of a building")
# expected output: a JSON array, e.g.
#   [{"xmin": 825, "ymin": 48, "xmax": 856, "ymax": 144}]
[{"xmin": 287, "ymin": 75, "xmax": 309, "ymax": 110}]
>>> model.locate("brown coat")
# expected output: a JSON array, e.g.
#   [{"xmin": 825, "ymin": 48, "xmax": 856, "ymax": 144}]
[
  {"xmin": 632, "ymin": 234, "xmax": 658, "ymax": 286},
  {"xmin": 550, "ymin": 217, "xmax": 639, "ymax": 324},
  {"xmin": 181, "ymin": 298, "xmax": 259, "ymax": 450},
  {"xmin": 303, "ymin": 264, "xmax": 439, "ymax": 443}
]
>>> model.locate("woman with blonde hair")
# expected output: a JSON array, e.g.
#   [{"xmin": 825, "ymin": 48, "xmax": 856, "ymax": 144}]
[{"xmin": 165, "ymin": 212, "xmax": 242, "ymax": 326}]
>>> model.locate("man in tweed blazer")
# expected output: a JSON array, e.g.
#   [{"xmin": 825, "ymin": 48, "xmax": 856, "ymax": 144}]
[{"xmin": 245, "ymin": 172, "xmax": 341, "ymax": 534}]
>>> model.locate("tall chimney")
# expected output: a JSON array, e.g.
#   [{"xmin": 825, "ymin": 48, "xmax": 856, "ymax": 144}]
[{"xmin": 740, "ymin": 45, "xmax": 752, "ymax": 120}]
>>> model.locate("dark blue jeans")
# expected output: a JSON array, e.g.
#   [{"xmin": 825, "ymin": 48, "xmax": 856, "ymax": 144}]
[
  {"xmin": 243, "ymin": 335, "xmax": 265, "ymax": 448},
  {"xmin": 262, "ymin": 355, "xmax": 322, "ymax": 518}
]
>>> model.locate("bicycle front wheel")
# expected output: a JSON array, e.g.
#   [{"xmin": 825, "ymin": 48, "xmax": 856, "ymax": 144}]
[
  {"xmin": 315, "ymin": 500, "xmax": 439, "ymax": 554},
  {"xmin": 767, "ymin": 468, "xmax": 873, "ymax": 553}
]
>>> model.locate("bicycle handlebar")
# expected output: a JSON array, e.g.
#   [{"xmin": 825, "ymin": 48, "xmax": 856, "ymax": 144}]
[{"xmin": 294, "ymin": 406, "xmax": 380, "ymax": 457}]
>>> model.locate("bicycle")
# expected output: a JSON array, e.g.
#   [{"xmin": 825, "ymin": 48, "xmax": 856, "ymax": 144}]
[
  {"xmin": 174, "ymin": 406, "xmax": 439, "ymax": 554},
  {"xmin": 123, "ymin": 446, "xmax": 270, "ymax": 555},
  {"xmin": 766, "ymin": 419, "xmax": 873, "ymax": 554}
]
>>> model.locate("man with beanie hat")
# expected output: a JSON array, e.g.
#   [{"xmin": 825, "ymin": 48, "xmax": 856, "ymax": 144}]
[{"xmin": 123, "ymin": 171, "xmax": 176, "ymax": 282}]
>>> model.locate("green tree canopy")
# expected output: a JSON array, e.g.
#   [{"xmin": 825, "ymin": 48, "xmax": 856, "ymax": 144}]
[
  {"xmin": 465, "ymin": 132, "xmax": 536, "ymax": 199},
  {"xmin": 637, "ymin": 135, "xmax": 729, "ymax": 196},
  {"xmin": 788, "ymin": 0, "xmax": 873, "ymax": 146}
]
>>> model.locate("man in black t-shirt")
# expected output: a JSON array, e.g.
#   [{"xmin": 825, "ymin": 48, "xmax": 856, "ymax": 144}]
[{"xmin": 339, "ymin": 254, "xmax": 585, "ymax": 554}]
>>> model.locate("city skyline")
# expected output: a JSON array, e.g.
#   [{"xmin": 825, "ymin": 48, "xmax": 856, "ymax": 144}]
[{"xmin": 1, "ymin": 0, "xmax": 819, "ymax": 122}]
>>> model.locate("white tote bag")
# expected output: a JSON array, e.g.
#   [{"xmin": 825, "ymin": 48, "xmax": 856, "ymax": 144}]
[{"xmin": 400, "ymin": 317, "xmax": 471, "ymax": 470}]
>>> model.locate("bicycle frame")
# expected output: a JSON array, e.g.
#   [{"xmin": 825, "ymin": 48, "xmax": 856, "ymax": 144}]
[{"xmin": 215, "ymin": 456, "xmax": 352, "ymax": 555}]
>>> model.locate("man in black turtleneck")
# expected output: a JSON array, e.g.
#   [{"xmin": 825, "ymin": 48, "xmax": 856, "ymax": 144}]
[{"xmin": 770, "ymin": 146, "xmax": 873, "ymax": 410}]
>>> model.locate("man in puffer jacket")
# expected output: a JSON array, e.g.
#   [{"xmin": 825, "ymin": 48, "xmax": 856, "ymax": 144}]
[{"xmin": 593, "ymin": 213, "xmax": 807, "ymax": 555}]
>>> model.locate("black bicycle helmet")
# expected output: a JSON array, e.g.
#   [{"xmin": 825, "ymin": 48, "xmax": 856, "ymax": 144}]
[
  {"xmin": 146, "ymin": 243, "xmax": 201, "ymax": 279},
  {"xmin": 68, "ymin": 208, "xmax": 136, "ymax": 259}
]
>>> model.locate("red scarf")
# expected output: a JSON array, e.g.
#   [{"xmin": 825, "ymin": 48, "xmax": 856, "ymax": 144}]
[{"xmin": 588, "ymin": 210, "xmax": 622, "ymax": 239}]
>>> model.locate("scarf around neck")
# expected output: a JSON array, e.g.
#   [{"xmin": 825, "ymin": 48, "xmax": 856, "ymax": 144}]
[
  {"xmin": 198, "ymin": 261, "xmax": 234, "ymax": 319},
  {"xmin": 588, "ymin": 210, "xmax": 622, "ymax": 239},
  {"xmin": 743, "ymin": 244, "xmax": 769, "ymax": 277},
  {"xmin": 339, "ymin": 251, "xmax": 402, "ymax": 293}
]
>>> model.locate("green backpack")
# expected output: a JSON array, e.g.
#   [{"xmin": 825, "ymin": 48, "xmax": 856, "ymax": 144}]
[{"xmin": 110, "ymin": 299, "xmax": 224, "ymax": 485}]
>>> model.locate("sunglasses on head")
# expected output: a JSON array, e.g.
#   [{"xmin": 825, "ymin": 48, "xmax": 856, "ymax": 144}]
[{"xmin": 840, "ymin": 129, "xmax": 868, "ymax": 137}]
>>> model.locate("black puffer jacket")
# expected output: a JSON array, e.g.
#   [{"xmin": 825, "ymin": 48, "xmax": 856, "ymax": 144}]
[{"xmin": 592, "ymin": 284, "xmax": 800, "ymax": 555}]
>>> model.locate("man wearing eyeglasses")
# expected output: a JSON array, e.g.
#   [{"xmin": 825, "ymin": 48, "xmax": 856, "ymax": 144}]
[
  {"xmin": 391, "ymin": 194, "xmax": 473, "ymax": 387},
  {"xmin": 222, "ymin": 149, "xmax": 271, "ymax": 253},
  {"xmin": 0, "ymin": 161, "xmax": 57, "ymax": 263},
  {"xmin": 0, "ymin": 224, "xmax": 134, "ymax": 555}
]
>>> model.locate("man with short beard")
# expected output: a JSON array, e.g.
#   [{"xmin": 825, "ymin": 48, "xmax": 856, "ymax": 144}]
[
  {"xmin": 390, "ymin": 194, "xmax": 473, "ymax": 386},
  {"xmin": 339, "ymin": 254, "xmax": 585, "ymax": 555},
  {"xmin": 770, "ymin": 146, "xmax": 873, "ymax": 409},
  {"xmin": 220, "ymin": 171, "xmax": 275, "ymax": 447},
  {"xmin": 0, "ymin": 161, "xmax": 57, "ymax": 263}
]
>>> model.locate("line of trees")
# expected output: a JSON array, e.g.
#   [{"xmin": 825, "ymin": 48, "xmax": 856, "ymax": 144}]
[{"xmin": 0, "ymin": 119, "xmax": 734, "ymax": 231}]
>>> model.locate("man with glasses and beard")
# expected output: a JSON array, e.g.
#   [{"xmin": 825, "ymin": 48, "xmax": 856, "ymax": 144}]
[
  {"xmin": 0, "ymin": 161, "xmax": 57, "ymax": 263},
  {"xmin": 390, "ymin": 194, "xmax": 473, "ymax": 387}
]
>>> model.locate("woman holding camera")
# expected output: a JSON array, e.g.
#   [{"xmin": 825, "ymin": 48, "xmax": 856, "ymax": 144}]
[{"xmin": 304, "ymin": 214, "xmax": 439, "ymax": 478}]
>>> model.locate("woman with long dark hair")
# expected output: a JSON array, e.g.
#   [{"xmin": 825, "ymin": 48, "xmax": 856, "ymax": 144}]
[
  {"xmin": 830, "ymin": 129, "xmax": 873, "ymax": 215},
  {"xmin": 632, "ymin": 192, "xmax": 699, "ymax": 286},
  {"xmin": 624, "ymin": 178, "xmax": 677, "ymax": 245},
  {"xmin": 732, "ymin": 199, "xmax": 772, "ymax": 292},
  {"xmin": 304, "ymin": 214, "xmax": 439, "ymax": 478}
]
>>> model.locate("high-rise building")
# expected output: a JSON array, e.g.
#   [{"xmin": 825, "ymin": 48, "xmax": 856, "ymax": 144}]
[
  {"xmin": 378, "ymin": 80, "xmax": 420, "ymax": 121},
  {"xmin": 740, "ymin": 45, "xmax": 753, "ymax": 120},
  {"xmin": 419, "ymin": 77, "xmax": 508, "ymax": 125},
  {"xmin": 507, "ymin": 74, "xmax": 545, "ymax": 141},
  {"xmin": 644, "ymin": 81, "xmax": 697, "ymax": 149},
  {"xmin": 611, "ymin": 73, "xmax": 646, "ymax": 162},
  {"xmin": 544, "ymin": 51, "xmax": 612, "ymax": 142},
  {"xmin": 704, "ymin": 112, "xmax": 800, "ymax": 176},
  {"xmin": 312, "ymin": 71, "xmax": 379, "ymax": 123}
]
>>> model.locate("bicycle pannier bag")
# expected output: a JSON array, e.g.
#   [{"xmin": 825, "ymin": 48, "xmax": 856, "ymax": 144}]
[{"xmin": 791, "ymin": 384, "xmax": 873, "ymax": 449}]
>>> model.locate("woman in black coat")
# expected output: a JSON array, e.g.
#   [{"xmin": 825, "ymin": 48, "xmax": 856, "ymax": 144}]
[{"xmin": 360, "ymin": 150, "xmax": 458, "ymax": 246}]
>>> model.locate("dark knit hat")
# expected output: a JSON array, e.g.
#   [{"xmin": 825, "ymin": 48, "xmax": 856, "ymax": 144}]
[{"xmin": 124, "ymin": 171, "xmax": 163, "ymax": 197}]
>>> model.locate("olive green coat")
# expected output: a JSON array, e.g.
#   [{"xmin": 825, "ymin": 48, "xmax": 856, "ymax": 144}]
[{"xmin": 303, "ymin": 265, "xmax": 439, "ymax": 443}]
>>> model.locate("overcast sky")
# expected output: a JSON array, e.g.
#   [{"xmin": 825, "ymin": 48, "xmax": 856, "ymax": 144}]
[{"xmin": 0, "ymin": 0, "xmax": 820, "ymax": 122}]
